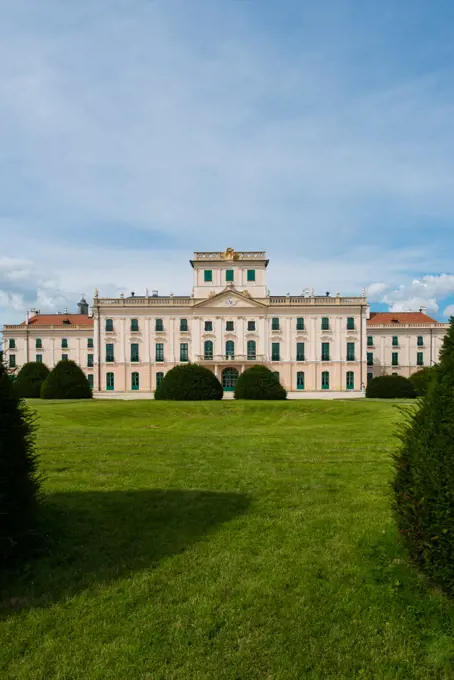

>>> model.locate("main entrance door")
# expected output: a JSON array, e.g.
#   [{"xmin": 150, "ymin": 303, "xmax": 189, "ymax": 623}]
[{"xmin": 222, "ymin": 367, "xmax": 239, "ymax": 392}]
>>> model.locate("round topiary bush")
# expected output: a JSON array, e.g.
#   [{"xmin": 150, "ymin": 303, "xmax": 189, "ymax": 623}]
[
  {"xmin": 0, "ymin": 361, "xmax": 41, "ymax": 562},
  {"xmin": 154, "ymin": 363, "xmax": 223, "ymax": 401},
  {"xmin": 409, "ymin": 367, "xmax": 436, "ymax": 397},
  {"xmin": 366, "ymin": 375, "xmax": 415, "ymax": 399},
  {"xmin": 234, "ymin": 365, "xmax": 287, "ymax": 400},
  {"xmin": 40, "ymin": 360, "xmax": 92, "ymax": 399},
  {"xmin": 392, "ymin": 319, "xmax": 454, "ymax": 595},
  {"xmin": 15, "ymin": 362, "xmax": 50, "ymax": 398}
]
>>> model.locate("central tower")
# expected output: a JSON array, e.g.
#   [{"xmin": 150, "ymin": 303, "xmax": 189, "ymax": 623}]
[{"xmin": 190, "ymin": 248, "xmax": 269, "ymax": 299}]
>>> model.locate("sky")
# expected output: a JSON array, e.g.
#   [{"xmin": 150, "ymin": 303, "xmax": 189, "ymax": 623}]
[{"xmin": 1, "ymin": 0, "xmax": 454, "ymax": 325}]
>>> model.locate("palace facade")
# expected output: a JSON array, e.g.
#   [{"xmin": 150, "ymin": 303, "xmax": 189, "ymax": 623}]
[{"xmin": 1, "ymin": 250, "xmax": 449, "ymax": 397}]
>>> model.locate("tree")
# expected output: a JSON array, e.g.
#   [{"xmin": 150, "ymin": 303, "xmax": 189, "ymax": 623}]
[
  {"xmin": 15, "ymin": 362, "xmax": 50, "ymax": 398},
  {"xmin": 409, "ymin": 366, "xmax": 436, "ymax": 397},
  {"xmin": 366, "ymin": 375, "xmax": 415, "ymax": 399},
  {"xmin": 0, "ymin": 360, "xmax": 41, "ymax": 562},
  {"xmin": 155, "ymin": 364, "xmax": 223, "ymax": 401},
  {"xmin": 392, "ymin": 318, "xmax": 454, "ymax": 594},
  {"xmin": 234, "ymin": 365, "xmax": 287, "ymax": 400},
  {"xmin": 40, "ymin": 360, "xmax": 92, "ymax": 399}
]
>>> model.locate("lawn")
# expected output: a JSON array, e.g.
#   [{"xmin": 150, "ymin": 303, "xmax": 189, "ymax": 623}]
[{"xmin": 1, "ymin": 399, "xmax": 453, "ymax": 680}]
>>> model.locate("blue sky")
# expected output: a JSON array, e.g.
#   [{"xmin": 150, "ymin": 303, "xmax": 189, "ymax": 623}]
[{"xmin": 1, "ymin": 0, "xmax": 454, "ymax": 325}]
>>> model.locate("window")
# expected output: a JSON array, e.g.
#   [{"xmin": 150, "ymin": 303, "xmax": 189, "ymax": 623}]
[
  {"xmin": 9, "ymin": 355, "xmax": 16, "ymax": 368},
  {"xmin": 271, "ymin": 342, "xmax": 280, "ymax": 361},
  {"xmin": 8, "ymin": 339, "xmax": 15, "ymax": 349},
  {"xmin": 297, "ymin": 371, "xmax": 305, "ymax": 390},
  {"xmin": 180, "ymin": 343, "xmax": 188, "ymax": 362},
  {"xmin": 321, "ymin": 342, "xmax": 330, "ymax": 361},
  {"xmin": 417, "ymin": 336, "xmax": 424, "ymax": 347},
  {"xmin": 247, "ymin": 269, "xmax": 256, "ymax": 282},
  {"xmin": 392, "ymin": 336, "xmax": 399, "ymax": 347},
  {"xmin": 347, "ymin": 317, "xmax": 355, "ymax": 330},
  {"xmin": 346, "ymin": 371, "xmax": 354, "ymax": 390},
  {"xmin": 87, "ymin": 354, "xmax": 94, "ymax": 367},
  {"xmin": 367, "ymin": 336, "xmax": 373, "ymax": 347},
  {"xmin": 88, "ymin": 338, "xmax": 94, "ymax": 348},
  {"xmin": 180, "ymin": 319, "xmax": 188, "ymax": 332},
  {"xmin": 367, "ymin": 372, "xmax": 373, "ymax": 383},
  {"xmin": 61, "ymin": 338, "xmax": 68, "ymax": 349},
  {"xmin": 247, "ymin": 340, "xmax": 256, "ymax": 360},
  {"xmin": 392, "ymin": 352, "xmax": 399, "ymax": 366},
  {"xmin": 226, "ymin": 269, "xmax": 234, "ymax": 282},
  {"xmin": 367, "ymin": 352, "xmax": 373, "ymax": 366},
  {"xmin": 131, "ymin": 343, "xmax": 139, "ymax": 362},
  {"xmin": 225, "ymin": 340, "xmax": 236, "ymax": 361},
  {"xmin": 226, "ymin": 321, "xmax": 234, "ymax": 331},
  {"xmin": 156, "ymin": 372, "xmax": 164, "ymax": 388},
  {"xmin": 321, "ymin": 317, "xmax": 329, "ymax": 331},
  {"xmin": 131, "ymin": 319, "xmax": 139, "ymax": 332},
  {"xmin": 156, "ymin": 343, "xmax": 164, "ymax": 362},
  {"xmin": 296, "ymin": 342, "xmax": 305, "ymax": 361},
  {"xmin": 105, "ymin": 319, "xmax": 113, "ymax": 332},
  {"xmin": 296, "ymin": 318, "xmax": 304, "ymax": 331},
  {"xmin": 205, "ymin": 321, "xmax": 213, "ymax": 332},
  {"xmin": 204, "ymin": 270, "xmax": 212, "ymax": 282},
  {"xmin": 155, "ymin": 319, "xmax": 164, "ymax": 332},
  {"xmin": 131, "ymin": 372, "xmax": 139, "ymax": 391},
  {"xmin": 226, "ymin": 340, "xmax": 235, "ymax": 359},
  {"xmin": 36, "ymin": 338, "xmax": 42, "ymax": 349},
  {"xmin": 322, "ymin": 371, "xmax": 330, "ymax": 390},
  {"xmin": 106, "ymin": 372, "xmax": 114, "ymax": 391},
  {"xmin": 346, "ymin": 342, "xmax": 355, "ymax": 361},
  {"xmin": 204, "ymin": 340, "xmax": 213, "ymax": 360},
  {"xmin": 271, "ymin": 318, "xmax": 280, "ymax": 331},
  {"xmin": 87, "ymin": 374, "xmax": 94, "ymax": 389},
  {"xmin": 61, "ymin": 354, "xmax": 68, "ymax": 361},
  {"xmin": 36, "ymin": 354, "xmax": 42, "ymax": 363},
  {"xmin": 248, "ymin": 321, "xmax": 256, "ymax": 332},
  {"xmin": 417, "ymin": 352, "xmax": 424, "ymax": 366},
  {"xmin": 106, "ymin": 343, "xmax": 114, "ymax": 362}
]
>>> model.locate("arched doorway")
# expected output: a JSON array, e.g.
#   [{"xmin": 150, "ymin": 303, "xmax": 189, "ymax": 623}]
[{"xmin": 222, "ymin": 367, "xmax": 239, "ymax": 392}]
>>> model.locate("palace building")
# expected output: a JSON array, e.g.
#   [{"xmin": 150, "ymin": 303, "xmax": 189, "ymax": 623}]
[{"xmin": 1, "ymin": 249, "xmax": 449, "ymax": 397}]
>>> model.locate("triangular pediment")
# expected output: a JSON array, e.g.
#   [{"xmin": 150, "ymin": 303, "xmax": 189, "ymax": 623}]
[{"xmin": 194, "ymin": 288, "xmax": 267, "ymax": 309}]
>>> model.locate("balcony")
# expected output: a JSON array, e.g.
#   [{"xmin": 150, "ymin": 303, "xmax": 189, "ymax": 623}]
[{"xmin": 196, "ymin": 354, "xmax": 266, "ymax": 362}]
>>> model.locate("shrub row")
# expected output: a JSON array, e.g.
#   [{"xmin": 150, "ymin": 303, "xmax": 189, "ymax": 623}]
[{"xmin": 15, "ymin": 360, "xmax": 92, "ymax": 399}]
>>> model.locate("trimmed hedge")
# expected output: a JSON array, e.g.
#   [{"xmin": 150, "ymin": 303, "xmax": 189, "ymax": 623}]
[
  {"xmin": 0, "ymin": 361, "xmax": 41, "ymax": 562},
  {"xmin": 40, "ymin": 360, "xmax": 92, "ymax": 399},
  {"xmin": 15, "ymin": 362, "xmax": 50, "ymax": 398},
  {"xmin": 392, "ymin": 318, "xmax": 454, "ymax": 595},
  {"xmin": 366, "ymin": 375, "xmax": 416, "ymax": 399},
  {"xmin": 155, "ymin": 363, "xmax": 223, "ymax": 401},
  {"xmin": 234, "ymin": 365, "xmax": 287, "ymax": 400},
  {"xmin": 409, "ymin": 367, "xmax": 436, "ymax": 397}
]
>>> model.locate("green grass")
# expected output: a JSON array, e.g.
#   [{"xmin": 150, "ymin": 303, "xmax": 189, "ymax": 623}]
[{"xmin": 1, "ymin": 399, "xmax": 453, "ymax": 680}]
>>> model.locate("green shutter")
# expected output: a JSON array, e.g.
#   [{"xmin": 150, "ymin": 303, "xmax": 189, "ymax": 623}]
[
  {"xmin": 322, "ymin": 371, "xmax": 329, "ymax": 389},
  {"xmin": 180, "ymin": 319, "xmax": 188, "ymax": 332},
  {"xmin": 226, "ymin": 269, "xmax": 234, "ymax": 282},
  {"xmin": 131, "ymin": 319, "xmax": 139, "ymax": 332},
  {"xmin": 155, "ymin": 319, "xmax": 163, "ymax": 332},
  {"xmin": 9, "ymin": 339, "xmax": 15, "ymax": 349},
  {"xmin": 9, "ymin": 355, "xmax": 16, "ymax": 368},
  {"xmin": 297, "ymin": 371, "xmax": 305, "ymax": 389},
  {"xmin": 417, "ymin": 352, "xmax": 424, "ymax": 366},
  {"xmin": 131, "ymin": 343, "xmax": 139, "ymax": 362},
  {"xmin": 392, "ymin": 352, "xmax": 399, "ymax": 366},
  {"xmin": 367, "ymin": 336, "xmax": 373, "ymax": 347},
  {"xmin": 36, "ymin": 354, "xmax": 42, "ymax": 363},
  {"xmin": 321, "ymin": 317, "xmax": 329, "ymax": 331},
  {"xmin": 87, "ymin": 374, "xmax": 94, "ymax": 389},
  {"xmin": 247, "ymin": 269, "xmax": 256, "ymax": 282},
  {"xmin": 87, "ymin": 354, "xmax": 94, "ymax": 367},
  {"xmin": 36, "ymin": 338, "xmax": 42, "ymax": 349},
  {"xmin": 346, "ymin": 342, "xmax": 355, "ymax": 361},
  {"xmin": 106, "ymin": 372, "xmax": 114, "ymax": 390},
  {"xmin": 296, "ymin": 317, "xmax": 304, "ymax": 330},
  {"xmin": 248, "ymin": 321, "xmax": 256, "ymax": 331},
  {"xmin": 204, "ymin": 270, "xmax": 212, "ymax": 282},
  {"xmin": 226, "ymin": 320, "xmax": 234, "ymax": 331},
  {"xmin": 271, "ymin": 318, "xmax": 280, "ymax": 330},
  {"xmin": 131, "ymin": 372, "xmax": 140, "ymax": 390},
  {"xmin": 180, "ymin": 343, "xmax": 189, "ymax": 362},
  {"xmin": 321, "ymin": 342, "xmax": 330, "ymax": 361},
  {"xmin": 156, "ymin": 372, "xmax": 164, "ymax": 388},
  {"xmin": 247, "ymin": 340, "xmax": 256, "ymax": 360},
  {"xmin": 367, "ymin": 352, "xmax": 373, "ymax": 366},
  {"xmin": 204, "ymin": 340, "xmax": 213, "ymax": 359},
  {"xmin": 296, "ymin": 342, "xmax": 305, "ymax": 361},
  {"xmin": 61, "ymin": 338, "xmax": 68, "ymax": 348},
  {"xmin": 347, "ymin": 317, "xmax": 355, "ymax": 330},
  {"xmin": 105, "ymin": 319, "xmax": 113, "ymax": 331},
  {"xmin": 417, "ymin": 336, "xmax": 424, "ymax": 346},
  {"xmin": 392, "ymin": 336, "xmax": 399, "ymax": 347},
  {"xmin": 106, "ymin": 343, "xmax": 114, "ymax": 362},
  {"xmin": 346, "ymin": 371, "xmax": 354, "ymax": 390},
  {"xmin": 226, "ymin": 340, "xmax": 235, "ymax": 358},
  {"xmin": 156, "ymin": 343, "xmax": 164, "ymax": 362},
  {"xmin": 88, "ymin": 338, "xmax": 94, "ymax": 348},
  {"xmin": 271, "ymin": 342, "xmax": 280, "ymax": 361}
]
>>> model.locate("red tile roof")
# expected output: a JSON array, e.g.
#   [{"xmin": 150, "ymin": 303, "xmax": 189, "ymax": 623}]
[
  {"xmin": 368, "ymin": 312, "xmax": 437, "ymax": 325},
  {"xmin": 20, "ymin": 314, "xmax": 94, "ymax": 327}
]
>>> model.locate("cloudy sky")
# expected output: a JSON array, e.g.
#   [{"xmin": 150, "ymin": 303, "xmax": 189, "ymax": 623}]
[{"xmin": 1, "ymin": 0, "xmax": 454, "ymax": 325}]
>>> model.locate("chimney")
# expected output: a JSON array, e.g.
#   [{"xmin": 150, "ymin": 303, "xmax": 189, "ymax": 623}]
[{"xmin": 419, "ymin": 306, "xmax": 427, "ymax": 315}]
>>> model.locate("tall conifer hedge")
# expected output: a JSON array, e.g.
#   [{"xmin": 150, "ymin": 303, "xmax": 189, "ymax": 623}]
[{"xmin": 392, "ymin": 318, "xmax": 454, "ymax": 594}]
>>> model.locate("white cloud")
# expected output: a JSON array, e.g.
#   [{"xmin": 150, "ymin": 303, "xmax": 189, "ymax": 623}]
[{"xmin": 444, "ymin": 305, "xmax": 454, "ymax": 318}]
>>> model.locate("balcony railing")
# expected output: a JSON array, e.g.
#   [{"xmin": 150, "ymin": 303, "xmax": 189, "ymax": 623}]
[{"xmin": 196, "ymin": 354, "xmax": 266, "ymax": 362}]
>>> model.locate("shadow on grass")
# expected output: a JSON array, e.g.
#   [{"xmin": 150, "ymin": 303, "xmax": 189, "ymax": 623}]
[{"xmin": 0, "ymin": 489, "xmax": 249, "ymax": 617}]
